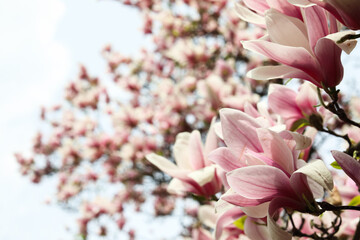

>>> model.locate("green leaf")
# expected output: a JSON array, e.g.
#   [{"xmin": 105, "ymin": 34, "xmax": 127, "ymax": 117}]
[
  {"xmin": 349, "ymin": 195, "xmax": 360, "ymax": 206},
  {"xmin": 233, "ymin": 215, "xmax": 247, "ymax": 230},
  {"xmin": 330, "ymin": 161, "xmax": 342, "ymax": 170},
  {"xmin": 290, "ymin": 118, "xmax": 309, "ymax": 132}
]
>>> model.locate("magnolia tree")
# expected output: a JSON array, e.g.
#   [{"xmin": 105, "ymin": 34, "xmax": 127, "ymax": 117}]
[{"xmin": 16, "ymin": 0, "xmax": 360, "ymax": 239}]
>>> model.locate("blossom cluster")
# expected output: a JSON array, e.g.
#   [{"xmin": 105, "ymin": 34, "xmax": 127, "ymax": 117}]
[
  {"xmin": 16, "ymin": 0, "xmax": 360, "ymax": 239},
  {"xmin": 146, "ymin": 0, "xmax": 360, "ymax": 239}
]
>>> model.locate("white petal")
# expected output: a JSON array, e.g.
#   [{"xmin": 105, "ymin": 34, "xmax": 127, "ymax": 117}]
[
  {"xmin": 167, "ymin": 179, "xmax": 187, "ymax": 195},
  {"xmin": 265, "ymin": 8, "xmax": 310, "ymax": 50},
  {"xmin": 235, "ymin": 3, "xmax": 266, "ymax": 26},
  {"xmin": 173, "ymin": 132, "xmax": 192, "ymax": 170},
  {"xmin": 215, "ymin": 188, "xmax": 236, "ymax": 214},
  {"xmin": 241, "ymin": 202, "xmax": 270, "ymax": 218},
  {"xmin": 188, "ymin": 165, "xmax": 215, "ymax": 186},
  {"xmin": 247, "ymin": 65, "xmax": 313, "ymax": 82},
  {"xmin": 204, "ymin": 117, "xmax": 219, "ymax": 157},
  {"xmin": 268, "ymin": 124, "xmax": 287, "ymax": 132},
  {"xmin": 279, "ymin": 130, "xmax": 312, "ymax": 150},
  {"xmin": 296, "ymin": 160, "xmax": 324, "ymax": 198},
  {"xmin": 146, "ymin": 153, "xmax": 180, "ymax": 174},
  {"xmin": 325, "ymin": 31, "xmax": 358, "ymax": 54},
  {"xmin": 268, "ymin": 211, "xmax": 292, "ymax": 240},
  {"xmin": 214, "ymin": 122, "xmax": 224, "ymax": 140},
  {"xmin": 287, "ymin": 0, "xmax": 316, "ymax": 7},
  {"xmin": 198, "ymin": 205, "xmax": 217, "ymax": 228},
  {"xmin": 294, "ymin": 159, "xmax": 334, "ymax": 191}
]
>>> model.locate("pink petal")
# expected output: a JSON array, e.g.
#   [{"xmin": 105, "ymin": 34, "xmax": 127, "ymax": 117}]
[
  {"xmin": 328, "ymin": 10, "xmax": 338, "ymax": 34},
  {"xmin": 227, "ymin": 165, "xmax": 294, "ymax": 199},
  {"xmin": 243, "ymin": 0, "xmax": 269, "ymax": 15},
  {"xmin": 215, "ymin": 207, "xmax": 244, "ymax": 240},
  {"xmin": 242, "ymin": 40, "xmax": 322, "ymax": 86},
  {"xmin": 289, "ymin": 170, "xmax": 315, "ymax": 203},
  {"xmin": 243, "ymin": 102, "xmax": 260, "ymax": 118},
  {"xmin": 332, "ymin": 151, "xmax": 360, "ymax": 188},
  {"xmin": 247, "ymin": 65, "xmax": 317, "ymax": 83},
  {"xmin": 306, "ymin": 0, "xmax": 340, "ymax": 15},
  {"xmin": 268, "ymin": 84, "xmax": 303, "ymax": 124},
  {"xmin": 311, "ymin": 0, "xmax": 360, "ymax": 30},
  {"xmin": 204, "ymin": 167, "xmax": 223, "ymax": 196},
  {"xmin": 220, "ymin": 108, "xmax": 263, "ymax": 156},
  {"xmin": 244, "ymin": 150, "xmax": 284, "ymax": 169},
  {"xmin": 266, "ymin": 0, "xmax": 302, "ymax": 19},
  {"xmin": 295, "ymin": 82, "xmax": 318, "ymax": 116},
  {"xmin": 265, "ymin": 9, "xmax": 309, "ymax": 50},
  {"xmin": 243, "ymin": 151, "xmax": 267, "ymax": 166},
  {"xmin": 222, "ymin": 192, "xmax": 270, "ymax": 207},
  {"xmin": 192, "ymin": 228, "xmax": 212, "ymax": 240},
  {"xmin": 257, "ymin": 128, "xmax": 295, "ymax": 174},
  {"xmin": 235, "ymin": 3, "xmax": 266, "ymax": 27},
  {"xmin": 208, "ymin": 147, "xmax": 245, "ymax": 172},
  {"xmin": 303, "ymin": 6, "xmax": 329, "ymax": 51},
  {"xmin": 314, "ymin": 37, "xmax": 343, "ymax": 87},
  {"xmin": 277, "ymin": 130, "xmax": 312, "ymax": 164},
  {"xmin": 244, "ymin": 217, "xmax": 270, "ymax": 240}
]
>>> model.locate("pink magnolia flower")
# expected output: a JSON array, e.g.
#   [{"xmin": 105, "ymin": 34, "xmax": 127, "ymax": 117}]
[
  {"xmin": 209, "ymin": 108, "xmax": 331, "ymax": 207},
  {"xmin": 225, "ymin": 131, "xmax": 333, "ymax": 239},
  {"xmin": 146, "ymin": 120, "xmax": 222, "ymax": 197},
  {"xmin": 289, "ymin": 0, "xmax": 360, "ymax": 30},
  {"xmin": 209, "ymin": 108, "xmax": 333, "ymax": 239},
  {"xmin": 224, "ymin": 130, "xmax": 333, "ymax": 214},
  {"xmin": 244, "ymin": 6, "xmax": 357, "ymax": 88}
]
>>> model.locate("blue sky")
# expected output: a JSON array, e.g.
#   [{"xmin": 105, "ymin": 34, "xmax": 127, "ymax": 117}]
[{"xmin": 0, "ymin": 1, "xmax": 145, "ymax": 239}]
